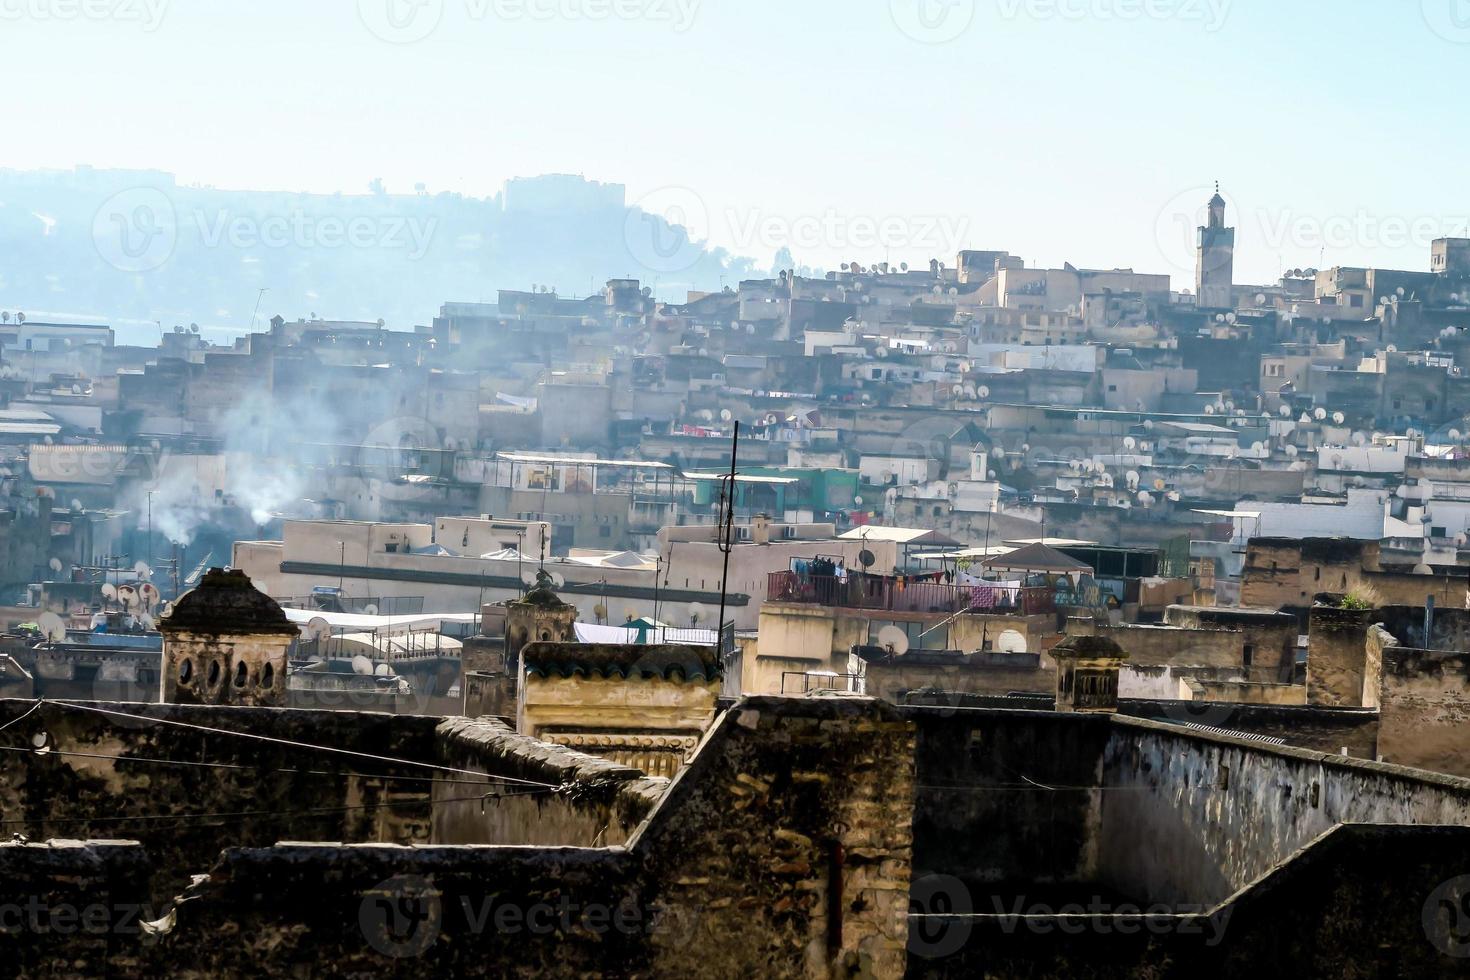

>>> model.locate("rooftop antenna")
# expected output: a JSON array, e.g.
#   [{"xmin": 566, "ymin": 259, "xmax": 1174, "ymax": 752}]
[
  {"xmin": 250, "ymin": 287, "xmax": 269, "ymax": 333},
  {"xmin": 714, "ymin": 421, "xmax": 741, "ymax": 660}
]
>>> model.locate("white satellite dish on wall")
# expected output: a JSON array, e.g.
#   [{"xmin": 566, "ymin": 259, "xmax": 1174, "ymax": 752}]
[
  {"xmin": 37, "ymin": 611, "xmax": 66, "ymax": 643},
  {"xmin": 877, "ymin": 625, "xmax": 911, "ymax": 656},
  {"xmin": 996, "ymin": 630, "xmax": 1027, "ymax": 654}
]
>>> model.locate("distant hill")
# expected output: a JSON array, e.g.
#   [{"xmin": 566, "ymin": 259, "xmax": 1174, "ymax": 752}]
[{"xmin": 0, "ymin": 168, "xmax": 758, "ymax": 341}]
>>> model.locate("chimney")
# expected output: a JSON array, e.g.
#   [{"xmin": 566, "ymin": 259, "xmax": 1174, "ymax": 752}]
[{"xmin": 752, "ymin": 513, "xmax": 771, "ymax": 546}]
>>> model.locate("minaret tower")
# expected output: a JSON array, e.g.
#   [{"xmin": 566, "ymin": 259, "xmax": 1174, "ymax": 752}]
[{"xmin": 1196, "ymin": 182, "xmax": 1236, "ymax": 310}]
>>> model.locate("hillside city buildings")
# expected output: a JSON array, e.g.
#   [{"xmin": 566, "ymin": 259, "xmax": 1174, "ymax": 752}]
[{"xmin": 10, "ymin": 187, "xmax": 1470, "ymax": 976}]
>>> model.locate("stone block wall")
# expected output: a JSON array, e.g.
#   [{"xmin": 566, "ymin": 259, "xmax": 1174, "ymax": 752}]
[
  {"xmin": 433, "ymin": 715, "xmax": 666, "ymax": 847},
  {"xmin": 28, "ymin": 696, "xmax": 917, "ymax": 978},
  {"xmin": 1378, "ymin": 645, "xmax": 1470, "ymax": 778},
  {"xmin": 0, "ymin": 699, "xmax": 442, "ymax": 905}
]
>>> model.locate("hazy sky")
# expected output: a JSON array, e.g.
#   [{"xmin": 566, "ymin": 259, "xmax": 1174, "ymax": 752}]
[{"xmin": 8, "ymin": 0, "xmax": 1470, "ymax": 286}]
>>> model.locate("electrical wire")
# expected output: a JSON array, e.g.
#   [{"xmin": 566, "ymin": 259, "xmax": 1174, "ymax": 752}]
[
  {"xmin": 0, "ymin": 788, "xmax": 558, "ymax": 829},
  {"xmin": 0, "ymin": 699, "xmax": 43, "ymax": 735},
  {"xmin": 0, "ymin": 744, "xmax": 523, "ymax": 786},
  {"xmin": 45, "ymin": 700, "xmax": 559, "ymax": 790}
]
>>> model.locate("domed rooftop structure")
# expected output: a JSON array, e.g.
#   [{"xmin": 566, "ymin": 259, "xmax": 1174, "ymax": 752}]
[{"xmin": 159, "ymin": 568, "xmax": 298, "ymax": 636}]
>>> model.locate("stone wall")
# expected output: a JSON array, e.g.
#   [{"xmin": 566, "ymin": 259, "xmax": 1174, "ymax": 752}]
[
  {"xmin": 0, "ymin": 699, "xmax": 442, "ymax": 905},
  {"xmin": 1098, "ymin": 716, "xmax": 1470, "ymax": 908},
  {"xmin": 904, "ymin": 707, "xmax": 1108, "ymax": 891},
  {"xmin": 1117, "ymin": 700, "xmax": 1380, "ymax": 757},
  {"xmin": 1306, "ymin": 605, "xmax": 1376, "ymax": 707},
  {"xmin": 909, "ymin": 825, "xmax": 1470, "ymax": 978},
  {"xmin": 433, "ymin": 716, "xmax": 666, "ymax": 847},
  {"xmin": 0, "ymin": 839, "xmax": 155, "ymax": 977},
  {"xmin": 1378, "ymin": 645, "xmax": 1470, "ymax": 778},
  {"xmin": 40, "ymin": 696, "xmax": 917, "ymax": 978},
  {"xmin": 863, "ymin": 652, "xmax": 1053, "ymax": 704}
]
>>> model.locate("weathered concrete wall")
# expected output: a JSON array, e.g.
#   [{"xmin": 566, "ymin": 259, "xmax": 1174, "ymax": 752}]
[
  {"xmin": 904, "ymin": 707, "xmax": 1108, "ymax": 891},
  {"xmin": 1379, "ymin": 646, "xmax": 1470, "ymax": 778},
  {"xmin": 1098, "ymin": 716, "xmax": 1470, "ymax": 908},
  {"xmin": 433, "ymin": 716, "xmax": 666, "ymax": 847},
  {"xmin": 909, "ymin": 825, "xmax": 1470, "ymax": 978},
  {"xmin": 1117, "ymin": 700, "xmax": 1380, "ymax": 756},
  {"xmin": 864, "ymin": 654, "xmax": 1054, "ymax": 704},
  {"xmin": 0, "ymin": 699, "xmax": 442, "ymax": 905}
]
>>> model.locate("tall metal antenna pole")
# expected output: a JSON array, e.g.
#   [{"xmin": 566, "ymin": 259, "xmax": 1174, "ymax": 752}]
[{"xmin": 715, "ymin": 421, "xmax": 741, "ymax": 654}]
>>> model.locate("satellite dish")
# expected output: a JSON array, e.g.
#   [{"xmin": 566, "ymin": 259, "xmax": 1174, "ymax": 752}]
[
  {"xmin": 720, "ymin": 409, "xmax": 733, "ymax": 422},
  {"xmin": 116, "ymin": 585, "xmax": 138, "ymax": 609},
  {"xmin": 306, "ymin": 617, "xmax": 332, "ymax": 641},
  {"xmin": 858, "ymin": 549, "xmax": 876, "ymax": 569},
  {"xmin": 134, "ymin": 561, "xmax": 152, "ymax": 581},
  {"xmin": 139, "ymin": 583, "xmax": 160, "ymax": 610},
  {"xmin": 351, "ymin": 655, "xmax": 374, "ymax": 676},
  {"xmin": 549, "ymin": 572, "xmax": 566, "ymax": 589},
  {"xmin": 362, "ymin": 604, "xmax": 379, "ymax": 616},
  {"xmin": 48, "ymin": 557, "xmax": 62, "ymax": 573},
  {"xmin": 101, "ymin": 583, "xmax": 118, "ymax": 600},
  {"xmin": 374, "ymin": 663, "xmax": 392, "ymax": 678},
  {"xmin": 996, "ymin": 630, "xmax": 1027, "ymax": 654},
  {"xmin": 1314, "ymin": 408, "xmax": 1327, "ymax": 421},
  {"xmin": 877, "ymin": 625, "xmax": 911, "ymax": 656},
  {"xmin": 1285, "ymin": 445, "xmax": 1299, "ymax": 457},
  {"xmin": 1280, "ymin": 405, "xmax": 1292, "ymax": 417},
  {"xmin": 978, "ymin": 386, "xmax": 990, "ymax": 399},
  {"xmin": 1123, "ymin": 436, "xmax": 1137, "ymax": 450},
  {"xmin": 37, "ymin": 612, "xmax": 66, "ymax": 643}
]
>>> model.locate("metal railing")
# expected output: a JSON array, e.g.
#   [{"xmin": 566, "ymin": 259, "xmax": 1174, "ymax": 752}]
[{"xmin": 766, "ymin": 571, "xmax": 1058, "ymax": 616}]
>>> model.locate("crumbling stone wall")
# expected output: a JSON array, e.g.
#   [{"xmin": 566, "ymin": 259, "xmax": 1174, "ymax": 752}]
[
  {"xmin": 433, "ymin": 716, "xmax": 665, "ymax": 846},
  {"xmin": 0, "ymin": 700, "xmax": 442, "ymax": 905},
  {"xmin": 136, "ymin": 696, "xmax": 917, "ymax": 978},
  {"xmin": 1378, "ymin": 646, "xmax": 1470, "ymax": 778},
  {"xmin": 0, "ymin": 839, "xmax": 154, "ymax": 978}
]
